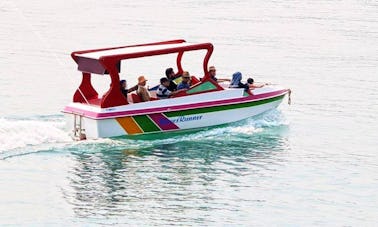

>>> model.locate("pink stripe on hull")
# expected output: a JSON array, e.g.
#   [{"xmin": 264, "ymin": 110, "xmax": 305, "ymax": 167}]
[{"xmin": 63, "ymin": 89, "xmax": 288, "ymax": 119}]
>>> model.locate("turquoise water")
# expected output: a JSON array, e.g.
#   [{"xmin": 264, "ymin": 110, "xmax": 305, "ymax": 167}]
[{"xmin": 1, "ymin": 0, "xmax": 378, "ymax": 225}]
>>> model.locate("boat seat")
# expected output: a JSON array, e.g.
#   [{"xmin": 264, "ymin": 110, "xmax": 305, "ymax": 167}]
[
  {"xmin": 191, "ymin": 75, "xmax": 200, "ymax": 85},
  {"xmin": 88, "ymin": 98, "xmax": 102, "ymax": 106},
  {"xmin": 131, "ymin": 93, "xmax": 142, "ymax": 103}
]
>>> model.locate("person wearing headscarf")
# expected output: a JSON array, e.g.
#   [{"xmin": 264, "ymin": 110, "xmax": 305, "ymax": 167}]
[{"xmin": 229, "ymin": 72, "xmax": 249, "ymax": 91}]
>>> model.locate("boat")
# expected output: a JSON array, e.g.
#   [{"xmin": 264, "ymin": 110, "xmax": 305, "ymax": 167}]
[{"xmin": 63, "ymin": 39, "xmax": 290, "ymax": 140}]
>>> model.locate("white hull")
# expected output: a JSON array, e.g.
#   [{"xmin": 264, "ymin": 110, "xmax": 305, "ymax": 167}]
[{"xmin": 64, "ymin": 87, "xmax": 287, "ymax": 139}]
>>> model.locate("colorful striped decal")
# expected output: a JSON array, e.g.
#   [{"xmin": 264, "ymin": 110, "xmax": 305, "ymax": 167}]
[
  {"xmin": 133, "ymin": 115, "xmax": 160, "ymax": 132},
  {"xmin": 115, "ymin": 95, "xmax": 285, "ymax": 135},
  {"xmin": 149, "ymin": 113, "xmax": 179, "ymax": 130},
  {"xmin": 116, "ymin": 113, "xmax": 179, "ymax": 135},
  {"xmin": 116, "ymin": 117, "xmax": 143, "ymax": 134}
]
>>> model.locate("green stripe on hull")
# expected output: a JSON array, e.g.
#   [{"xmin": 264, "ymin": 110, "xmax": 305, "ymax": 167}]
[
  {"xmin": 165, "ymin": 95, "xmax": 285, "ymax": 117},
  {"xmin": 133, "ymin": 115, "xmax": 160, "ymax": 132}
]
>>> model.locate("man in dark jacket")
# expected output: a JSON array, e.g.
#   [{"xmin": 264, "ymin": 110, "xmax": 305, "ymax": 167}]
[{"xmin": 165, "ymin": 67, "xmax": 178, "ymax": 91}]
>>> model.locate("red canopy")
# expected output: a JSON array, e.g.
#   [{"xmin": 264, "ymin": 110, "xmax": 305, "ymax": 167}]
[{"xmin": 71, "ymin": 40, "xmax": 214, "ymax": 108}]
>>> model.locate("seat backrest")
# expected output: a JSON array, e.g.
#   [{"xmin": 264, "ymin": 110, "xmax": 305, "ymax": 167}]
[
  {"xmin": 131, "ymin": 93, "xmax": 142, "ymax": 103},
  {"xmin": 190, "ymin": 75, "xmax": 200, "ymax": 85}
]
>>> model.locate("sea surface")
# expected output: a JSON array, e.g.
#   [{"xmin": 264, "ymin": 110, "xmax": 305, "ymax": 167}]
[{"xmin": 1, "ymin": 0, "xmax": 378, "ymax": 225}]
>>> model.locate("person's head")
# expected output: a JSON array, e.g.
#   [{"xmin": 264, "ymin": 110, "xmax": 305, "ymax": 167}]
[
  {"xmin": 138, "ymin": 75, "xmax": 147, "ymax": 86},
  {"xmin": 208, "ymin": 66, "xmax": 216, "ymax": 77},
  {"xmin": 182, "ymin": 71, "xmax": 191, "ymax": 83},
  {"xmin": 160, "ymin": 77, "xmax": 170, "ymax": 87},
  {"xmin": 247, "ymin": 78, "xmax": 254, "ymax": 84},
  {"xmin": 165, "ymin": 68, "xmax": 175, "ymax": 79},
  {"xmin": 120, "ymin": 79, "xmax": 126, "ymax": 88}
]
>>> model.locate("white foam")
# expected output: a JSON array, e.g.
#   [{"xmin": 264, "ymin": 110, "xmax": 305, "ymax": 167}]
[
  {"xmin": 152, "ymin": 109, "xmax": 288, "ymax": 144},
  {"xmin": 0, "ymin": 116, "xmax": 72, "ymax": 153},
  {"xmin": 240, "ymin": 109, "xmax": 285, "ymax": 126},
  {"xmin": 230, "ymin": 126, "xmax": 263, "ymax": 134},
  {"xmin": 0, "ymin": 110, "xmax": 287, "ymax": 154}
]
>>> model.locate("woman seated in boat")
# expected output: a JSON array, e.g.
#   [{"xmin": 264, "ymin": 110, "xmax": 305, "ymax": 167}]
[
  {"xmin": 157, "ymin": 77, "xmax": 187, "ymax": 99},
  {"xmin": 177, "ymin": 71, "xmax": 191, "ymax": 90},
  {"xmin": 209, "ymin": 66, "xmax": 231, "ymax": 83},
  {"xmin": 230, "ymin": 72, "xmax": 268, "ymax": 92},
  {"xmin": 136, "ymin": 76, "xmax": 151, "ymax": 102},
  {"xmin": 120, "ymin": 79, "xmax": 137, "ymax": 98},
  {"xmin": 229, "ymin": 72, "xmax": 249, "ymax": 91}
]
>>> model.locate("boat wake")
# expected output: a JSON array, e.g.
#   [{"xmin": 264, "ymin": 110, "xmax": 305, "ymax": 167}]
[
  {"xmin": 71, "ymin": 109, "xmax": 289, "ymax": 151},
  {"xmin": 0, "ymin": 115, "xmax": 72, "ymax": 158},
  {"xmin": 183, "ymin": 109, "xmax": 288, "ymax": 140},
  {"xmin": 0, "ymin": 110, "xmax": 288, "ymax": 159}
]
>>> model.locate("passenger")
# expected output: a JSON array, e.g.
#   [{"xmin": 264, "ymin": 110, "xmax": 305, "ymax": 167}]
[
  {"xmin": 120, "ymin": 80, "xmax": 128, "ymax": 98},
  {"xmin": 165, "ymin": 67, "xmax": 178, "ymax": 91},
  {"xmin": 177, "ymin": 71, "xmax": 191, "ymax": 90},
  {"xmin": 120, "ymin": 79, "xmax": 137, "ymax": 98},
  {"xmin": 246, "ymin": 78, "xmax": 267, "ymax": 89},
  {"xmin": 208, "ymin": 66, "xmax": 231, "ymax": 83},
  {"xmin": 136, "ymin": 75, "xmax": 151, "ymax": 102},
  {"xmin": 157, "ymin": 77, "xmax": 186, "ymax": 99},
  {"xmin": 229, "ymin": 72, "xmax": 249, "ymax": 91}
]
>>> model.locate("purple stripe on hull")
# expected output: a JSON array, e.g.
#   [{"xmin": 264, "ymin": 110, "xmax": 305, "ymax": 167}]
[{"xmin": 148, "ymin": 113, "xmax": 179, "ymax": 130}]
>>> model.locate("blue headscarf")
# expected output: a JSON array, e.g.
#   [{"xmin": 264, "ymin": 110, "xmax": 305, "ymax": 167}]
[{"xmin": 229, "ymin": 72, "xmax": 242, "ymax": 88}]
